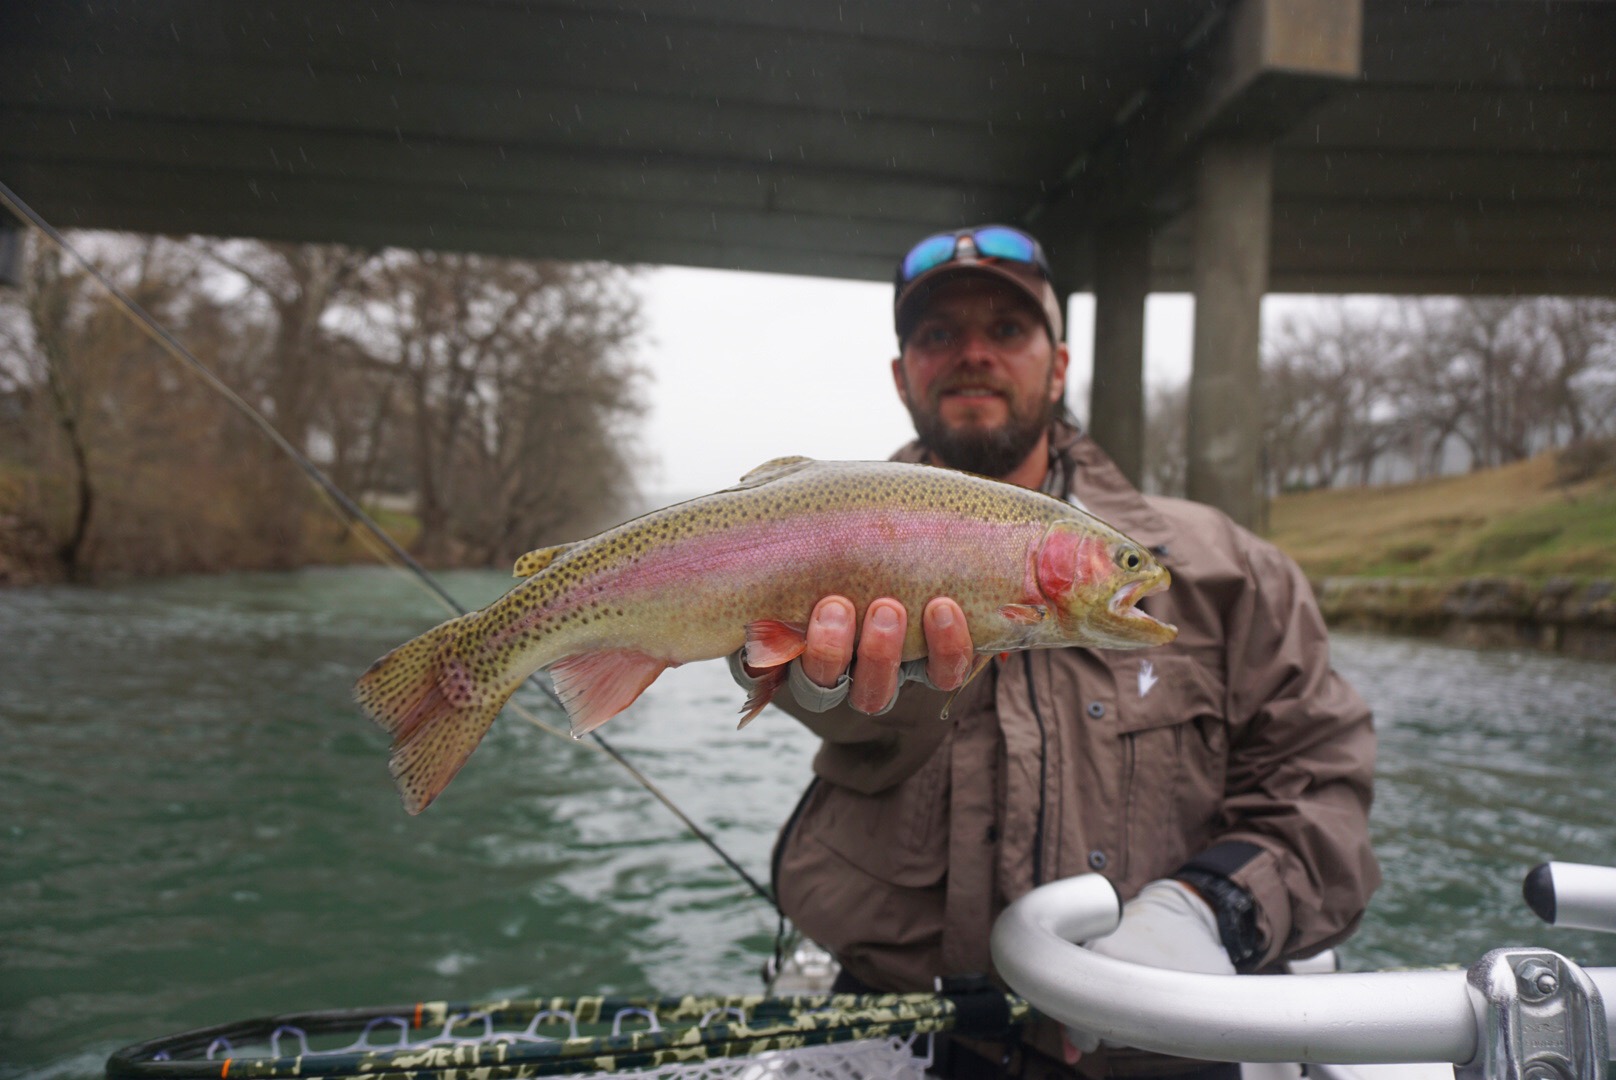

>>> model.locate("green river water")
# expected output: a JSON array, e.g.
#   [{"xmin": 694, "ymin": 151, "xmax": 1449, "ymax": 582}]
[{"xmin": 4, "ymin": 568, "xmax": 1615, "ymax": 1077}]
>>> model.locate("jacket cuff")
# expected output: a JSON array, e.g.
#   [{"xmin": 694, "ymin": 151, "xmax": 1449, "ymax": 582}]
[
  {"xmin": 1197, "ymin": 840, "xmax": 1295, "ymax": 970},
  {"xmin": 1175, "ymin": 841, "xmax": 1277, "ymax": 972}
]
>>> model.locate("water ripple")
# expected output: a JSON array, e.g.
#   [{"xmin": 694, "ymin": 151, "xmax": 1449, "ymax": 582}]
[{"xmin": 2, "ymin": 576, "xmax": 1613, "ymax": 1079}]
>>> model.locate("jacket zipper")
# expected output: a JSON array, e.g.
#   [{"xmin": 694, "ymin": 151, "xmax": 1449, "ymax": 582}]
[{"xmin": 1021, "ymin": 651, "xmax": 1049, "ymax": 886}]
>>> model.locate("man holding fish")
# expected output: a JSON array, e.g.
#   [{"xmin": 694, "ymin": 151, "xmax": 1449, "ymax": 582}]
[
  {"xmin": 737, "ymin": 226, "xmax": 1379, "ymax": 1080},
  {"xmin": 356, "ymin": 223, "xmax": 1376, "ymax": 1080}
]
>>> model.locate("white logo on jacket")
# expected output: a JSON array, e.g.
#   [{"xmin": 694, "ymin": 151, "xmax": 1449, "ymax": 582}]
[{"xmin": 1137, "ymin": 660, "xmax": 1158, "ymax": 698}]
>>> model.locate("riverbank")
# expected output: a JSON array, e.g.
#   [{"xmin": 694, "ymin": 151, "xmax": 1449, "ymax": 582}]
[
  {"xmin": 1314, "ymin": 575, "xmax": 1616, "ymax": 661},
  {"xmin": 1270, "ymin": 444, "xmax": 1616, "ymax": 660}
]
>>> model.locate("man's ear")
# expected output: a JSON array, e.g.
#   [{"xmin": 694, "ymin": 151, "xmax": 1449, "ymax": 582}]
[
  {"xmin": 891, "ymin": 356, "xmax": 910, "ymax": 408},
  {"xmin": 1048, "ymin": 341, "xmax": 1070, "ymax": 404}
]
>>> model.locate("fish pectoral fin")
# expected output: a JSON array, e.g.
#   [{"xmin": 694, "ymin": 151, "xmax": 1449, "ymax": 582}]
[
  {"xmin": 548, "ymin": 649, "xmax": 673, "ymax": 737},
  {"xmin": 513, "ymin": 542, "xmax": 575, "ymax": 578},
  {"xmin": 727, "ymin": 455, "xmax": 815, "ymax": 490},
  {"xmin": 742, "ymin": 619, "xmax": 808, "ymax": 669},
  {"xmin": 940, "ymin": 651, "xmax": 995, "ymax": 721},
  {"xmin": 998, "ymin": 603, "xmax": 1049, "ymax": 625}
]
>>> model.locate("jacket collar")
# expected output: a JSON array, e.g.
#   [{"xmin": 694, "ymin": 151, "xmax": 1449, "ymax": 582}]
[
  {"xmin": 1047, "ymin": 423, "xmax": 1176, "ymax": 559},
  {"xmin": 894, "ymin": 422, "xmax": 1178, "ymax": 560}
]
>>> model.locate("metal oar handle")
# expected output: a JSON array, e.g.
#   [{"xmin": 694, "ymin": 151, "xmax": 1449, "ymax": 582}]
[{"xmin": 989, "ymin": 874, "xmax": 1616, "ymax": 1073}]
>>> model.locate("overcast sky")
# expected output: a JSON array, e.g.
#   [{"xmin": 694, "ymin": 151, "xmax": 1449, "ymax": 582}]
[{"xmin": 633, "ymin": 266, "xmax": 1204, "ymax": 498}]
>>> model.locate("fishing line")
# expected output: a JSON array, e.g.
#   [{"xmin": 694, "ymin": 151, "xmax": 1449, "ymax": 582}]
[{"xmin": 0, "ymin": 179, "xmax": 775, "ymax": 910}]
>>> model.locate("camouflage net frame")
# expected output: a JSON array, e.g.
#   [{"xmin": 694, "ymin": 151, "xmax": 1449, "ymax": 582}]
[{"xmin": 107, "ymin": 992, "xmax": 1032, "ymax": 1080}]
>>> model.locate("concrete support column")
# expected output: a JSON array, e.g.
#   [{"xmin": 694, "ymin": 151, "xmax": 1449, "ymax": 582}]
[
  {"xmin": 1088, "ymin": 219, "xmax": 1151, "ymax": 487},
  {"xmin": 0, "ymin": 213, "xmax": 23, "ymax": 289},
  {"xmin": 1185, "ymin": 139, "xmax": 1273, "ymax": 528}
]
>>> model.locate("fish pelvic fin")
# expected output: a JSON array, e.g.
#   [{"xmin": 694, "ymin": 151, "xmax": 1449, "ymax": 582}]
[
  {"xmin": 549, "ymin": 649, "xmax": 673, "ymax": 738},
  {"xmin": 737, "ymin": 664, "xmax": 789, "ymax": 729},
  {"xmin": 742, "ymin": 619, "xmax": 808, "ymax": 669},
  {"xmin": 513, "ymin": 542, "xmax": 575, "ymax": 578},
  {"xmin": 940, "ymin": 651, "xmax": 996, "ymax": 721},
  {"xmin": 353, "ymin": 612, "xmax": 512, "ymax": 815}
]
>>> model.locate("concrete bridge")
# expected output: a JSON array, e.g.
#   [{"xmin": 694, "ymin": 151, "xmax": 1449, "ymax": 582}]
[{"xmin": 3, "ymin": 0, "xmax": 1611, "ymax": 525}]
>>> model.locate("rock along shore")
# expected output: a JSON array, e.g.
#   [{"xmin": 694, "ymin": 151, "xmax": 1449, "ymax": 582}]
[{"xmin": 1315, "ymin": 576, "xmax": 1616, "ymax": 662}]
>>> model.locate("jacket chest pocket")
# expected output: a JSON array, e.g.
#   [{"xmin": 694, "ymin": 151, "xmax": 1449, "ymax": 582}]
[{"xmin": 1112, "ymin": 652, "xmax": 1228, "ymax": 882}]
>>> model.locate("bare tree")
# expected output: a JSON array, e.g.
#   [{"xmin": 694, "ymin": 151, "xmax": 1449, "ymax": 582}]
[
  {"xmin": 1538, "ymin": 298, "xmax": 1616, "ymax": 444},
  {"xmin": 337, "ymin": 250, "xmax": 643, "ymax": 565},
  {"xmin": 195, "ymin": 240, "xmax": 377, "ymax": 562},
  {"xmin": 1141, "ymin": 380, "xmax": 1187, "ymax": 497},
  {"xmin": 1260, "ymin": 302, "xmax": 1398, "ymax": 491}
]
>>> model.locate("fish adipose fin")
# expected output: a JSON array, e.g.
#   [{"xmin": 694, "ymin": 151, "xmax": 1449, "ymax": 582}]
[
  {"xmin": 549, "ymin": 649, "xmax": 672, "ymax": 737},
  {"xmin": 512, "ymin": 542, "xmax": 575, "ymax": 578},
  {"xmin": 353, "ymin": 613, "xmax": 511, "ymax": 815}
]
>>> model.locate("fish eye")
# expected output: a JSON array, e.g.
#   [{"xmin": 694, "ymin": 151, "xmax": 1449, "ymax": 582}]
[{"xmin": 1117, "ymin": 546, "xmax": 1143, "ymax": 571}]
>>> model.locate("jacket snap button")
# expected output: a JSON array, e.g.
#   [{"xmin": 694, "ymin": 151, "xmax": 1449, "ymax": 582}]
[
  {"xmin": 1086, "ymin": 701, "xmax": 1106, "ymax": 719},
  {"xmin": 1088, "ymin": 849, "xmax": 1108, "ymax": 870}
]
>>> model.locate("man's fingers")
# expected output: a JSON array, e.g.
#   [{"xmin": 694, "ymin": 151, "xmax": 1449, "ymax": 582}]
[
  {"xmin": 921, "ymin": 597, "xmax": 973, "ymax": 690},
  {"xmin": 799, "ymin": 596, "xmax": 856, "ymax": 688},
  {"xmin": 849, "ymin": 598, "xmax": 906, "ymax": 714}
]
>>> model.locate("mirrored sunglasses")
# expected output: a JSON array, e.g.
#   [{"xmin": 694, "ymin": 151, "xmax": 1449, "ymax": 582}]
[{"xmin": 898, "ymin": 226, "xmax": 1049, "ymax": 285}]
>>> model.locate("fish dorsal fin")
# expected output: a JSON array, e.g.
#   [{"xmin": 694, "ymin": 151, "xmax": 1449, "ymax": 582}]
[
  {"xmin": 728, "ymin": 455, "xmax": 815, "ymax": 490},
  {"xmin": 513, "ymin": 542, "xmax": 575, "ymax": 578}
]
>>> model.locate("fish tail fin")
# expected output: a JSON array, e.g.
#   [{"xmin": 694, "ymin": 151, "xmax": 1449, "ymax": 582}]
[{"xmin": 353, "ymin": 613, "xmax": 513, "ymax": 814}]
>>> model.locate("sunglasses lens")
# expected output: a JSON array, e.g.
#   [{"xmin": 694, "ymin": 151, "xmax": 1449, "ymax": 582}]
[
  {"xmin": 901, "ymin": 234, "xmax": 960, "ymax": 282},
  {"xmin": 972, "ymin": 226, "xmax": 1037, "ymax": 264}
]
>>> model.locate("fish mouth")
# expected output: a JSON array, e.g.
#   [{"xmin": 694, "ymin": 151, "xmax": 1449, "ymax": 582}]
[{"xmin": 1108, "ymin": 572, "xmax": 1178, "ymax": 640}]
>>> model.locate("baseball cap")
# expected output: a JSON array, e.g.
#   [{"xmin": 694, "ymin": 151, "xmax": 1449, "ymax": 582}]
[{"xmin": 893, "ymin": 225, "xmax": 1063, "ymax": 343}]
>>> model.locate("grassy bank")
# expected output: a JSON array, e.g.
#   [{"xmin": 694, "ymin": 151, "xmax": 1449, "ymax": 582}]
[{"xmin": 1266, "ymin": 450, "xmax": 1616, "ymax": 582}]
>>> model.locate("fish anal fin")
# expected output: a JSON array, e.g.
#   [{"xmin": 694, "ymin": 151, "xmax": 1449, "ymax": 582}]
[
  {"xmin": 998, "ymin": 603, "xmax": 1048, "ymax": 625},
  {"xmin": 737, "ymin": 664, "xmax": 789, "ymax": 729},
  {"xmin": 727, "ymin": 455, "xmax": 815, "ymax": 491},
  {"xmin": 513, "ymin": 542, "xmax": 575, "ymax": 578},
  {"xmin": 548, "ymin": 649, "xmax": 672, "ymax": 737},
  {"xmin": 743, "ymin": 619, "xmax": 808, "ymax": 669}
]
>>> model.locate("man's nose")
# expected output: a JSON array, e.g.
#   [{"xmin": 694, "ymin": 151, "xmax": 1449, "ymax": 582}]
[{"xmin": 955, "ymin": 326, "xmax": 999, "ymax": 363}]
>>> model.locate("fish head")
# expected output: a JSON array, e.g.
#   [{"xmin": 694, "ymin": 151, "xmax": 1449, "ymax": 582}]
[{"xmin": 1035, "ymin": 520, "xmax": 1178, "ymax": 649}]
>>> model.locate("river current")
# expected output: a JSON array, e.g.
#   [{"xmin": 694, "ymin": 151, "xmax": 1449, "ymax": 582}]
[{"xmin": 4, "ymin": 568, "xmax": 1614, "ymax": 1077}]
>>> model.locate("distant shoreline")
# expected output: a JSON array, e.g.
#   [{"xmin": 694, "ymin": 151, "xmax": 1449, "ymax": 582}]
[{"xmin": 1315, "ymin": 576, "xmax": 1616, "ymax": 662}]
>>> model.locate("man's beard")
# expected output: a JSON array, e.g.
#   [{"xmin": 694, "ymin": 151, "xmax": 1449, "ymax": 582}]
[{"xmin": 905, "ymin": 374, "xmax": 1057, "ymax": 479}]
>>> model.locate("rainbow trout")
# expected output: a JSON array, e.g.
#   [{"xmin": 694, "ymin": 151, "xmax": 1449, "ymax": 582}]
[{"xmin": 356, "ymin": 456, "xmax": 1176, "ymax": 812}]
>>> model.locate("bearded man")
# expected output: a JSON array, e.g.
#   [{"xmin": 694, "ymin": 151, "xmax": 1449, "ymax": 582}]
[{"xmin": 734, "ymin": 225, "xmax": 1379, "ymax": 1080}]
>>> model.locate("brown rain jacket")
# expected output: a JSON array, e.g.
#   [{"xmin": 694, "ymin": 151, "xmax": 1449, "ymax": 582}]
[{"xmin": 771, "ymin": 425, "xmax": 1379, "ymax": 1074}]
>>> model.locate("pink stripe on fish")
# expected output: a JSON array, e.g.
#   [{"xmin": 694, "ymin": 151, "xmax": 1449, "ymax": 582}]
[
  {"xmin": 483, "ymin": 508, "xmax": 1045, "ymax": 654},
  {"xmin": 587, "ymin": 509, "xmax": 1040, "ymax": 601}
]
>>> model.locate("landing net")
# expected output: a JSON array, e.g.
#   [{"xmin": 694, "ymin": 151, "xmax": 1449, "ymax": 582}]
[{"xmin": 107, "ymin": 992, "xmax": 1029, "ymax": 1080}]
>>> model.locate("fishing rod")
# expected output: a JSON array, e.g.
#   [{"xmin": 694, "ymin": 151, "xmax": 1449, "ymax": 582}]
[{"xmin": 0, "ymin": 179, "xmax": 775, "ymax": 910}]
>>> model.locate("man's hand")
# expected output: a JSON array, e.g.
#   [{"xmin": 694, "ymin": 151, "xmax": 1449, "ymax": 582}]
[
  {"xmin": 1061, "ymin": 879, "xmax": 1235, "ymax": 1063},
  {"xmin": 741, "ymin": 595, "xmax": 974, "ymax": 715},
  {"xmin": 802, "ymin": 595, "xmax": 974, "ymax": 713}
]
